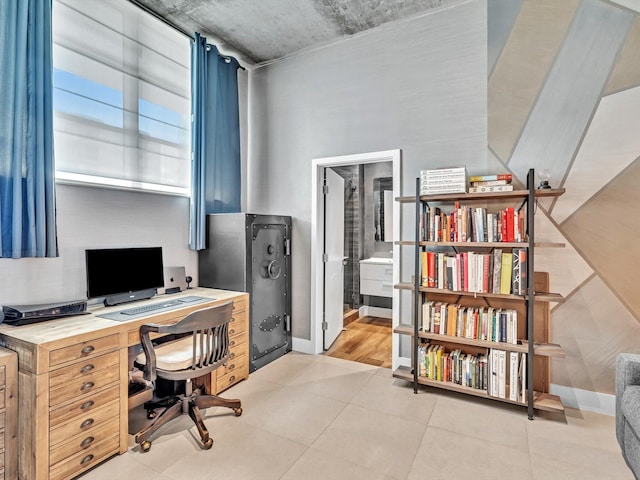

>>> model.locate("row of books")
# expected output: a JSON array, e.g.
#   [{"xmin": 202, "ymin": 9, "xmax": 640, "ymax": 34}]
[
  {"xmin": 468, "ymin": 173, "xmax": 514, "ymax": 193},
  {"xmin": 421, "ymin": 302, "xmax": 518, "ymax": 344},
  {"xmin": 419, "ymin": 204, "xmax": 526, "ymax": 243},
  {"xmin": 488, "ymin": 349, "xmax": 527, "ymax": 402},
  {"xmin": 417, "ymin": 344, "xmax": 487, "ymax": 390},
  {"xmin": 417, "ymin": 343, "xmax": 527, "ymax": 402},
  {"xmin": 420, "ymin": 248, "xmax": 528, "ymax": 295}
]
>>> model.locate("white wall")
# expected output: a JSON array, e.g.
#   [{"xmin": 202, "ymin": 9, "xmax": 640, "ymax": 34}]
[
  {"xmin": 0, "ymin": 184, "xmax": 197, "ymax": 306},
  {"xmin": 247, "ymin": 0, "xmax": 488, "ymax": 340}
]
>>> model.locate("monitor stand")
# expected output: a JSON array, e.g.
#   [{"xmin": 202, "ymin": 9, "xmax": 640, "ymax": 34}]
[{"xmin": 104, "ymin": 288, "xmax": 157, "ymax": 307}]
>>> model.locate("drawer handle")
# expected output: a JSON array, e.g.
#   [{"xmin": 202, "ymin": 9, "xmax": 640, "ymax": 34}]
[
  {"xmin": 80, "ymin": 436, "xmax": 95, "ymax": 449},
  {"xmin": 80, "ymin": 400, "xmax": 95, "ymax": 410},
  {"xmin": 229, "ymin": 352, "xmax": 235, "ymax": 359},
  {"xmin": 228, "ymin": 375, "xmax": 235, "ymax": 383},
  {"xmin": 80, "ymin": 454, "xmax": 94, "ymax": 466},
  {"xmin": 229, "ymin": 329, "xmax": 235, "ymax": 335},
  {"xmin": 80, "ymin": 364, "xmax": 95, "ymax": 374},
  {"xmin": 80, "ymin": 418, "xmax": 94, "ymax": 429},
  {"xmin": 228, "ymin": 363, "xmax": 236, "ymax": 371},
  {"xmin": 80, "ymin": 381, "xmax": 95, "ymax": 392},
  {"xmin": 230, "ymin": 340, "xmax": 236, "ymax": 347},
  {"xmin": 81, "ymin": 345, "xmax": 95, "ymax": 355},
  {"xmin": 231, "ymin": 316, "xmax": 237, "ymax": 323}
]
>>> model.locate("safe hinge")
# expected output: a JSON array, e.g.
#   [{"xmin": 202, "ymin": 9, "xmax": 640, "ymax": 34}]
[
  {"xmin": 285, "ymin": 238, "xmax": 291, "ymax": 256},
  {"xmin": 322, "ymin": 320, "xmax": 328, "ymax": 330},
  {"xmin": 285, "ymin": 314, "xmax": 291, "ymax": 332},
  {"xmin": 322, "ymin": 184, "xmax": 329, "ymax": 195}
]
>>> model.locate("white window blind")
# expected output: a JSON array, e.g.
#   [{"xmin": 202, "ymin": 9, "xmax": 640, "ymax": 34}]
[{"xmin": 52, "ymin": 0, "xmax": 191, "ymax": 195}]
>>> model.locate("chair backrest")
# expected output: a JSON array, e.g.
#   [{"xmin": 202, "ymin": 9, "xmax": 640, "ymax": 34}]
[{"xmin": 139, "ymin": 302, "xmax": 233, "ymax": 382}]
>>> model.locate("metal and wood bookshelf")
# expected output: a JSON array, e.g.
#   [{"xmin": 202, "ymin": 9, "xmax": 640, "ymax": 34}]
[{"xmin": 393, "ymin": 169, "xmax": 565, "ymax": 419}]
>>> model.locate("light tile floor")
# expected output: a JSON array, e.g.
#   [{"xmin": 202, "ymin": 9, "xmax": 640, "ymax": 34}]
[{"xmin": 81, "ymin": 352, "xmax": 634, "ymax": 480}]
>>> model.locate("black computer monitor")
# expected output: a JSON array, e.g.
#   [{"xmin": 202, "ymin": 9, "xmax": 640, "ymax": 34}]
[{"xmin": 85, "ymin": 247, "xmax": 164, "ymax": 306}]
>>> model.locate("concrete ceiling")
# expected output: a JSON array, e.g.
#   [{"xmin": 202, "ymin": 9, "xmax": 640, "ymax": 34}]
[{"xmin": 131, "ymin": 0, "xmax": 457, "ymax": 66}]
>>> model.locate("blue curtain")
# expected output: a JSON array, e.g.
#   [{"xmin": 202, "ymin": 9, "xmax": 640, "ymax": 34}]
[
  {"xmin": 0, "ymin": 0, "xmax": 58, "ymax": 258},
  {"xmin": 189, "ymin": 33, "xmax": 241, "ymax": 250}
]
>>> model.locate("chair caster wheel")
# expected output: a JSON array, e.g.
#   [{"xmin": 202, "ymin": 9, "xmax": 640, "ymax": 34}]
[
  {"xmin": 140, "ymin": 441, "xmax": 152, "ymax": 452},
  {"xmin": 203, "ymin": 438, "xmax": 213, "ymax": 449},
  {"xmin": 146, "ymin": 410, "xmax": 157, "ymax": 420},
  {"xmin": 234, "ymin": 407, "xmax": 243, "ymax": 416}
]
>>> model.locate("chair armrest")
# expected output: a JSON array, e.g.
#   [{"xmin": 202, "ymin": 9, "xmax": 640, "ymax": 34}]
[{"xmin": 616, "ymin": 353, "xmax": 640, "ymax": 448}]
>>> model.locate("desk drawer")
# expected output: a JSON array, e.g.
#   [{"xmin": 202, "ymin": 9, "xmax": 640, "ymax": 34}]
[
  {"xmin": 216, "ymin": 354, "xmax": 248, "ymax": 392},
  {"xmin": 50, "ymin": 384, "xmax": 119, "ymax": 430},
  {"xmin": 49, "ymin": 433, "xmax": 119, "ymax": 480},
  {"xmin": 50, "ymin": 398, "xmax": 119, "ymax": 447},
  {"xmin": 228, "ymin": 340, "xmax": 248, "ymax": 363},
  {"xmin": 50, "ymin": 414, "xmax": 119, "ymax": 465},
  {"xmin": 49, "ymin": 361, "xmax": 119, "ymax": 407},
  {"xmin": 50, "ymin": 351, "xmax": 119, "ymax": 390},
  {"xmin": 229, "ymin": 312, "xmax": 247, "ymax": 338},
  {"xmin": 232, "ymin": 298, "xmax": 247, "ymax": 313},
  {"xmin": 49, "ymin": 333, "xmax": 119, "ymax": 368}
]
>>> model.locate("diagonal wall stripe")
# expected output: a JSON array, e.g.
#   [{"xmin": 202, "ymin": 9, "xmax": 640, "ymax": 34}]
[
  {"xmin": 487, "ymin": 0, "xmax": 524, "ymax": 75},
  {"xmin": 563, "ymin": 157, "xmax": 640, "ymax": 322},
  {"xmin": 605, "ymin": 18, "xmax": 640, "ymax": 95},
  {"xmin": 553, "ymin": 86, "xmax": 640, "ymax": 224},
  {"xmin": 609, "ymin": 0, "xmax": 640, "ymax": 14},
  {"xmin": 508, "ymin": 0, "xmax": 634, "ymax": 188},
  {"xmin": 488, "ymin": 0, "xmax": 580, "ymax": 164},
  {"xmin": 550, "ymin": 276, "xmax": 640, "ymax": 394}
]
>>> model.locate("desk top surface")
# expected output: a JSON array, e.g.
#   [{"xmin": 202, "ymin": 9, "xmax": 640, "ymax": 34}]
[{"xmin": 0, "ymin": 287, "xmax": 247, "ymax": 346}]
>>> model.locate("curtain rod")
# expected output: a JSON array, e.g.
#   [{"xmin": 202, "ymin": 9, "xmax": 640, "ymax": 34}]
[{"xmin": 126, "ymin": 0, "xmax": 246, "ymax": 70}]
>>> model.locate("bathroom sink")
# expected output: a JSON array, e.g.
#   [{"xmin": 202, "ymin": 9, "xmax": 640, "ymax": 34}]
[{"xmin": 359, "ymin": 257, "xmax": 393, "ymax": 265}]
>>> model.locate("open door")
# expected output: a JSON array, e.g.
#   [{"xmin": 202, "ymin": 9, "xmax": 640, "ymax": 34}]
[{"xmin": 323, "ymin": 168, "xmax": 345, "ymax": 350}]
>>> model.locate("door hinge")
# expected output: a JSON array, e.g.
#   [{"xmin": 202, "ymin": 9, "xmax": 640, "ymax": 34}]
[
  {"xmin": 322, "ymin": 320, "xmax": 328, "ymax": 330},
  {"xmin": 322, "ymin": 253, "xmax": 329, "ymax": 262},
  {"xmin": 322, "ymin": 184, "xmax": 329, "ymax": 195},
  {"xmin": 285, "ymin": 238, "xmax": 291, "ymax": 256},
  {"xmin": 285, "ymin": 314, "xmax": 291, "ymax": 332}
]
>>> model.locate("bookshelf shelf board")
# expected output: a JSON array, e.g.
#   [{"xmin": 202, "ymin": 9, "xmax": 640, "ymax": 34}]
[
  {"xmin": 396, "ymin": 240, "xmax": 565, "ymax": 248},
  {"xmin": 532, "ymin": 292, "xmax": 565, "ymax": 303},
  {"xmin": 394, "ymin": 324, "xmax": 565, "ymax": 358},
  {"xmin": 394, "ymin": 282, "xmax": 525, "ymax": 300},
  {"xmin": 393, "ymin": 366, "xmax": 562, "ymax": 410},
  {"xmin": 396, "ymin": 188, "xmax": 564, "ymax": 204}
]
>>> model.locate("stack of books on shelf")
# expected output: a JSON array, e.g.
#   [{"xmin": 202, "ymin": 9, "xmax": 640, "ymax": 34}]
[
  {"xmin": 420, "ymin": 167, "xmax": 467, "ymax": 195},
  {"xmin": 420, "ymin": 248, "xmax": 528, "ymax": 295},
  {"xmin": 421, "ymin": 302, "xmax": 518, "ymax": 344},
  {"xmin": 419, "ymin": 204, "xmax": 526, "ymax": 243},
  {"xmin": 468, "ymin": 173, "xmax": 514, "ymax": 193},
  {"xmin": 417, "ymin": 342, "xmax": 527, "ymax": 401},
  {"xmin": 418, "ymin": 343, "xmax": 487, "ymax": 391}
]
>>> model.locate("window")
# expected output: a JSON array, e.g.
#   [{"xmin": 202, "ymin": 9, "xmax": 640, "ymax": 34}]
[{"xmin": 52, "ymin": 0, "xmax": 191, "ymax": 195}]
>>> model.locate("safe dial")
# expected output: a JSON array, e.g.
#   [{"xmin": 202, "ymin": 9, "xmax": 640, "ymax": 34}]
[{"xmin": 266, "ymin": 260, "xmax": 281, "ymax": 279}]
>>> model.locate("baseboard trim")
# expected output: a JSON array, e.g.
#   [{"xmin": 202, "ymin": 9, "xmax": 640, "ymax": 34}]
[
  {"xmin": 550, "ymin": 384, "xmax": 615, "ymax": 416},
  {"xmin": 359, "ymin": 306, "xmax": 392, "ymax": 319},
  {"xmin": 292, "ymin": 337, "xmax": 315, "ymax": 355}
]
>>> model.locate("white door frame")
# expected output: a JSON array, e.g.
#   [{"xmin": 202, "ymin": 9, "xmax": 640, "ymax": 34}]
[{"xmin": 308, "ymin": 149, "xmax": 401, "ymax": 367}]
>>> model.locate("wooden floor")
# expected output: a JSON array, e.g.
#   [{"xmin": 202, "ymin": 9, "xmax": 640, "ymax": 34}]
[{"xmin": 325, "ymin": 316, "xmax": 392, "ymax": 368}]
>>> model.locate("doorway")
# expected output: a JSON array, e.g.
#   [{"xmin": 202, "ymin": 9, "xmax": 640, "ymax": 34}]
[{"xmin": 310, "ymin": 149, "xmax": 401, "ymax": 369}]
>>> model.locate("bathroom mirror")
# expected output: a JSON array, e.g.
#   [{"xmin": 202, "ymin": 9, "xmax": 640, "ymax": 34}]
[{"xmin": 373, "ymin": 176, "xmax": 393, "ymax": 242}]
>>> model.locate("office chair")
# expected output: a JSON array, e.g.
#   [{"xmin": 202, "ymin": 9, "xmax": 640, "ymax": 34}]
[{"xmin": 133, "ymin": 302, "xmax": 242, "ymax": 452}]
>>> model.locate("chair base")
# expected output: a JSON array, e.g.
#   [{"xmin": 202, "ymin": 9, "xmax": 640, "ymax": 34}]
[{"xmin": 134, "ymin": 389, "xmax": 242, "ymax": 452}]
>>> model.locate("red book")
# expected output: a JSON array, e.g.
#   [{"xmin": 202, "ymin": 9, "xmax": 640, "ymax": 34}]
[
  {"xmin": 501, "ymin": 210, "xmax": 507, "ymax": 242},
  {"xmin": 506, "ymin": 207, "xmax": 515, "ymax": 242},
  {"xmin": 427, "ymin": 252, "xmax": 436, "ymax": 287},
  {"xmin": 463, "ymin": 252, "xmax": 469, "ymax": 292}
]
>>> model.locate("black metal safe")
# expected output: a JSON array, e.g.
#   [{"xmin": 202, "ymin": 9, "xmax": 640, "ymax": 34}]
[{"xmin": 198, "ymin": 213, "xmax": 292, "ymax": 372}]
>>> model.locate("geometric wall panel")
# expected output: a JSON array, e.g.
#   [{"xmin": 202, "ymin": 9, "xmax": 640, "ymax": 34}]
[
  {"xmin": 534, "ymin": 210, "xmax": 593, "ymax": 300},
  {"xmin": 487, "ymin": 0, "xmax": 524, "ymax": 75},
  {"xmin": 609, "ymin": 0, "xmax": 640, "ymax": 14},
  {"xmin": 553, "ymin": 86, "xmax": 640, "ymax": 224},
  {"xmin": 488, "ymin": 0, "xmax": 580, "ymax": 164},
  {"xmin": 550, "ymin": 275, "xmax": 640, "ymax": 395},
  {"xmin": 562, "ymin": 157, "xmax": 640, "ymax": 322},
  {"xmin": 508, "ymin": 0, "xmax": 634, "ymax": 189},
  {"xmin": 605, "ymin": 18, "xmax": 640, "ymax": 94}
]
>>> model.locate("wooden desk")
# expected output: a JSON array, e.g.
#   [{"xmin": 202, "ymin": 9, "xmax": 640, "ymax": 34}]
[{"xmin": 0, "ymin": 288, "xmax": 249, "ymax": 480}]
